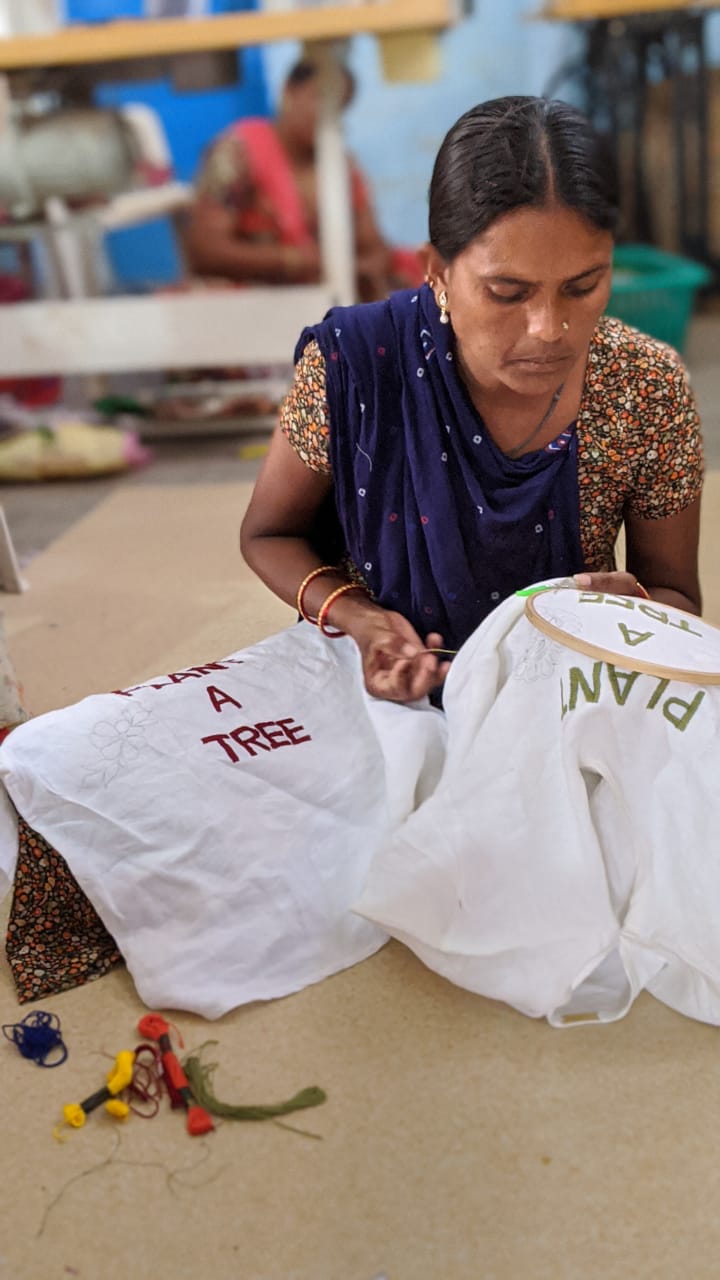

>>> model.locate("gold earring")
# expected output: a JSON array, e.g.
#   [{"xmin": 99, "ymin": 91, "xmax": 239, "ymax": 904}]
[
  {"xmin": 438, "ymin": 290, "xmax": 450, "ymax": 325},
  {"xmin": 561, "ymin": 321, "xmax": 569, "ymax": 331}
]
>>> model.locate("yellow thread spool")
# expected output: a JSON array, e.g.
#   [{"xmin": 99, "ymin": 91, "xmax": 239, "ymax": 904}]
[
  {"xmin": 106, "ymin": 1050, "xmax": 135, "ymax": 1095},
  {"xmin": 105, "ymin": 1099, "xmax": 130, "ymax": 1120},
  {"xmin": 62, "ymin": 1103, "xmax": 87, "ymax": 1128},
  {"xmin": 61, "ymin": 1049, "xmax": 136, "ymax": 1132}
]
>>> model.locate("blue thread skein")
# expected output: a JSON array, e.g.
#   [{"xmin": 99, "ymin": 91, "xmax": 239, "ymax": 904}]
[{"xmin": 2, "ymin": 1010, "xmax": 68, "ymax": 1067}]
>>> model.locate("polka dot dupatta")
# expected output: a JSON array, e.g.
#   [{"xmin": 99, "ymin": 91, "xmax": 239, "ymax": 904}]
[{"xmin": 295, "ymin": 283, "xmax": 585, "ymax": 654}]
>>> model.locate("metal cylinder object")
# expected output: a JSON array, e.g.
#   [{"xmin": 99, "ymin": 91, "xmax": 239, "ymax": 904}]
[{"xmin": 0, "ymin": 109, "xmax": 138, "ymax": 219}]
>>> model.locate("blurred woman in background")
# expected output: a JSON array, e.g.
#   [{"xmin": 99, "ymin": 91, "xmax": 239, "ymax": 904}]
[{"xmin": 184, "ymin": 59, "xmax": 423, "ymax": 303}]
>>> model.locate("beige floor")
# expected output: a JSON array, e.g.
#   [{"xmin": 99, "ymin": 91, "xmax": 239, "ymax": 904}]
[{"xmin": 2, "ymin": 468, "xmax": 720, "ymax": 1280}]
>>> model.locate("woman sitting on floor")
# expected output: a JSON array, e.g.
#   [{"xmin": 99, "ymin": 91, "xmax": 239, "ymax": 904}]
[
  {"xmin": 0, "ymin": 96, "xmax": 703, "ymax": 1013},
  {"xmin": 183, "ymin": 58, "xmax": 423, "ymax": 303},
  {"xmin": 240, "ymin": 94, "xmax": 701, "ymax": 702}
]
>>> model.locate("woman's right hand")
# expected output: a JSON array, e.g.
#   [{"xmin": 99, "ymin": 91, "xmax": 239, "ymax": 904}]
[{"xmin": 342, "ymin": 604, "xmax": 451, "ymax": 703}]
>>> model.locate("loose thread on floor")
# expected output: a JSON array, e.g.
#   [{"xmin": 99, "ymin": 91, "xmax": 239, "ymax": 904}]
[
  {"xmin": 36, "ymin": 1133, "xmax": 226, "ymax": 1239},
  {"xmin": 184, "ymin": 1042, "xmax": 326, "ymax": 1130},
  {"xmin": 3, "ymin": 1010, "xmax": 67, "ymax": 1067}
]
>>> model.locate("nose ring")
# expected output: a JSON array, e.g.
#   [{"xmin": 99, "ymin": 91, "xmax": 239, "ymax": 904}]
[{"xmin": 561, "ymin": 321, "xmax": 569, "ymax": 331}]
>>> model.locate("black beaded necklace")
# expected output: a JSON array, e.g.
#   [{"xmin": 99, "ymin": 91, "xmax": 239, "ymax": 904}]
[{"xmin": 505, "ymin": 382, "xmax": 565, "ymax": 460}]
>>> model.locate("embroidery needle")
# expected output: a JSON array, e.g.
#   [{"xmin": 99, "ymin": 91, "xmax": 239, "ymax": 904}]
[{"xmin": 407, "ymin": 647, "xmax": 457, "ymax": 659}]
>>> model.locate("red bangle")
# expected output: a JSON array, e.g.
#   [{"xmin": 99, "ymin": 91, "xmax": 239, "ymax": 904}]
[
  {"xmin": 317, "ymin": 583, "xmax": 370, "ymax": 637},
  {"xmin": 296, "ymin": 565, "xmax": 338, "ymax": 623}
]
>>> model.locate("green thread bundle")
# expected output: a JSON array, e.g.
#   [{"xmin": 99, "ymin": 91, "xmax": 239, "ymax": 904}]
[{"xmin": 183, "ymin": 1043, "xmax": 326, "ymax": 1122}]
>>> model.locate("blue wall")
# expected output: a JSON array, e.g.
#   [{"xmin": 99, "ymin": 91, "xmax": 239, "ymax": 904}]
[{"xmin": 704, "ymin": 12, "xmax": 720, "ymax": 60}]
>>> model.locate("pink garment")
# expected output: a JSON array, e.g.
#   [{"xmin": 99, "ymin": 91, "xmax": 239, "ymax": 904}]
[
  {"xmin": 233, "ymin": 119, "xmax": 423, "ymax": 289},
  {"xmin": 233, "ymin": 119, "xmax": 317, "ymax": 248}
]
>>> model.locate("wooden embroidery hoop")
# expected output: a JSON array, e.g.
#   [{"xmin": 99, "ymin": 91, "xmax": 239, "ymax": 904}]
[{"xmin": 524, "ymin": 588, "xmax": 720, "ymax": 686}]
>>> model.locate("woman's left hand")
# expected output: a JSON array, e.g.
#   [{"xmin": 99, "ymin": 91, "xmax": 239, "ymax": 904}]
[{"xmin": 573, "ymin": 571, "xmax": 649, "ymax": 599}]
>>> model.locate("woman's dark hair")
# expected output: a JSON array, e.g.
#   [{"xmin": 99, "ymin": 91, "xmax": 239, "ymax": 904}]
[
  {"xmin": 429, "ymin": 95, "xmax": 619, "ymax": 261},
  {"xmin": 285, "ymin": 59, "xmax": 356, "ymax": 107}
]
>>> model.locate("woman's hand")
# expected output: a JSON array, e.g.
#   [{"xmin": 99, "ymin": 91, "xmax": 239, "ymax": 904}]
[
  {"xmin": 573, "ymin": 571, "xmax": 649, "ymax": 599},
  {"xmin": 341, "ymin": 604, "xmax": 451, "ymax": 703}
]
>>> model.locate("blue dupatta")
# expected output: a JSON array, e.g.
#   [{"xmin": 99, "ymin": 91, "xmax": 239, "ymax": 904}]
[{"xmin": 296, "ymin": 283, "xmax": 585, "ymax": 652}]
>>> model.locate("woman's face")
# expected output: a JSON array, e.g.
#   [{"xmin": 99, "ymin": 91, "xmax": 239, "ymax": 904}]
[
  {"xmin": 280, "ymin": 80, "xmax": 321, "ymax": 154},
  {"xmin": 428, "ymin": 204, "xmax": 613, "ymax": 397},
  {"xmin": 280, "ymin": 74, "xmax": 353, "ymax": 156}
]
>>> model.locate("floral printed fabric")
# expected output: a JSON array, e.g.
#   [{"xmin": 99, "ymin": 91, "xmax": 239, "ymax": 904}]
[
  {"xmin": 7, "ymin": 818, "xmax": 122, "ymax": 1003},
  {"xmin": 576, "ymin": 318, "xmax": 703, "ymax": 569},
  {"xmin": 1, "ymin": 604, "xmax": 124, "ymax": 1002},
  {"xmin": 280, "ymin": 336, "xmax": 331, "ymax": 472},
  {"xmin": 281, "ymin": 315, "xmax": 704, "ymax": 572}
]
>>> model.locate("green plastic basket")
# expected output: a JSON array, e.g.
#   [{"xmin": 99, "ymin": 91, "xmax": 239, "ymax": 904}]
[{"xmin": 607, "ymin": 244, "xmax": 712, "ymax": 353}]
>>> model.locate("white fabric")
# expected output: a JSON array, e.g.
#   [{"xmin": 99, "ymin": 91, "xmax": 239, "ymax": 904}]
[
  {"xmin": 356, "ymin": 590, "xmax": 720, "ymax": 1026},
  {"xmin": 2, "ymin": 589, "xmax": 720, "ymax": 1025},
  {"xmin": 0, "ymin": 623, "xmax": 446, "ymax": 1018}
]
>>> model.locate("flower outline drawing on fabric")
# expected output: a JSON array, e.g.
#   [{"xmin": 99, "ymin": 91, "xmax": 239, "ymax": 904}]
[
  {"xmin": 512, "ymin": 608, "xmax": 583, "ymax": 683},
  {"xmin": 83, "ymin": 706, "xmax": 155, "ymax": 787},
  {"xmin": 513, "ymin": 633, "xmax": 562, "ymax": 683}
]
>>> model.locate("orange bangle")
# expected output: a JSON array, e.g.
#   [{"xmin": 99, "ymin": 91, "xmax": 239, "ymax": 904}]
[
  {"xmin": 317, "ymin": 583, "xmax": 370, "ymax": 637},
  {"xmin": 296, "ymin": 565, "xmax": 338, "ymax": 623},
  {"xmin": 635, "ymin": 580, "xmax": 651, "ymax": 600}
]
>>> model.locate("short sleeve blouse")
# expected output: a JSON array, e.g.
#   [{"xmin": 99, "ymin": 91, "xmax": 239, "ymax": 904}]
[{"xmin": 280, "ymin": 316, "xmax": 704, "ymax": 572}]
